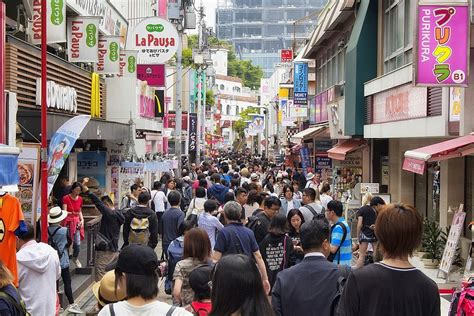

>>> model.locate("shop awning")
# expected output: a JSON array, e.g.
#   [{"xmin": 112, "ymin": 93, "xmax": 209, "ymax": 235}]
[
  {"xmin": 327, "ymin": 139, "xmax": 367, "ymax": 160},
  {"xmin": 290, "ymin": 125, "xmax": 328, "ymax": 143},
  {"xmin": 403, "ymin": 133, "xmax": 474, "ymax": 174}
]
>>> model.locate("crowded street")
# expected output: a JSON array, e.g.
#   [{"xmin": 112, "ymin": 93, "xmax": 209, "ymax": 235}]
[{"xmin": 0, "ymin": 0, "xmax": 473, "ymax": 315}]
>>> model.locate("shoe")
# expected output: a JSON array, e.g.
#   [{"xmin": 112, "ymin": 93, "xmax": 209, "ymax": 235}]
[
  {"xmin": 65, "ymin": 303, "xmax": 83, "ymax": 314},
  {"xmin": 72, "ymin": 258, "xmax": 82, "ymax": 268}
]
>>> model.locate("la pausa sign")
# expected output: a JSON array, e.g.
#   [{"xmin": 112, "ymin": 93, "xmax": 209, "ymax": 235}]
[{"xmin": 127, "ymin": 17, "xmax": 179, "ymax": 64}]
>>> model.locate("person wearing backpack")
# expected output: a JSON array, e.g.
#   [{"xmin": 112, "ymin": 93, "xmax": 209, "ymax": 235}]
[
  {"xmin": 120, "ymin": 184, "xmax": 140, "ymax": 212},
  {"xmin": 272, "ymin": 217, "xmax": 344, "ymax": 316},
  {"xmin": 186, "ymin": 187, "xmax": 207, "ymax": 224},
  {"xmin": 207, "ymin": 174, "xmax": 229, "ymax": 205},
  {"xmin": 162, "ymin": 191, "xmax": 186, "ymax": 259},
  {"xmin": 0, "ymin": 260, "xmax": 28, "ymax": 316},
  {"xmin": 298, "ymin": 188, "xmax": 324, "ymax": 222},
  {"xmin": 247, "ymin": 196, "xmax": 281, "ymax": 244},
  {"xmin": 47, "ymin": 207, "xmax": 83, "ymax": 314},
  {"xmin": 122, "ymin": 191, "xmax": 158, "ymax": 250},
  {"xmin": 16, "ymin": 221, "xmax": 60, "ymax": 315},
  {"xmin": 326, "ymin": 200, "xmax": 352, "ymax": 267},
  {"xmin": 339, "ymin": 204, "xmax": 439, "ymax": 316}
]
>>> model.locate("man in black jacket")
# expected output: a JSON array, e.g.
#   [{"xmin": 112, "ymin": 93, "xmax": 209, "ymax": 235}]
[
  {"xmin": 122, "ymin": 191, "xmax": 159, "ymax": 251},
  {"xmin": 82, "ymin": 179, "xmax": 125, "ymax": 281}
]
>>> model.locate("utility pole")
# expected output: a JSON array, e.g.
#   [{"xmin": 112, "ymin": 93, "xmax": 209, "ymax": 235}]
[{"xmin": 195, "ymin": 5, "xmax": 204, "ymax": 166}]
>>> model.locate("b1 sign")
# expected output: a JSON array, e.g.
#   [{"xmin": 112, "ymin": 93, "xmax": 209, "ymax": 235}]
[
  {"xmin": 127, "ymin": 17, "xmax": 179, "ymax": 64},
  {"xmin": 416, "ymin": 4, "xmax": 470, "ymax": 86}
]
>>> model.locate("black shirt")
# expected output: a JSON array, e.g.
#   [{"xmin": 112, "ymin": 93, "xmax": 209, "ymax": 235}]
[
  {"xmin": 87, "ymin": 192, "xmax": 124, "ymax": 252},
  {"xmin": 259, "ymin": 233, "xmax": 293, "ymax": 289},
  {"xmin": 357, "ymin": 205, "xmax": 377, "ymax": 238},
  {"xmin": 340, "ymin": 262, "xmax": 440, "ymax": 316},
  {"xmin": 162, "ymin": 207, "xmax": 185, "ymax": 248},
  {"xmin": 253, "ymin": 212, "xmax": 272, "ymax": 244}
]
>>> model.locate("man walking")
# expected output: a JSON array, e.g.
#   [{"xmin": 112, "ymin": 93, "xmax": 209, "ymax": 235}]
[
  {"xmin": 326, "ymin": 200, "xmax": 352, "ymax": 267},
  {"xmin": 151, "ymin": 180, "xmax": 167, "ymax": 236},
  {"xmin": 82, "ymin": 179, "xmax": 125, "ymax": 281},
  {"xmin": 17, "ymin": 221, "xmax": 61, "ymax": 315},
  {"xmin": 162, "ymin": 191, "xmax": 185, "ymax": 258},
  {"xmin": 123, "ymin": 191, "xmax": 159, "ymax": 250},
  {"xmin": 212, "ymin": 201, "xmax": 270, "ymax": 295},
  {"xmin": 207, "ymin": 173, "xmax": 229, "ymax": 204},
  {"xmin": 249, "ymin": 196, "xmax": 281, "ymax": 244},
  {"xmin": 272, "ymin": 218, "xmax": 343, "ymax": 316},
  {"xmin": 299, "ymin": 188, "xmax": 324, "ymax": 222}
]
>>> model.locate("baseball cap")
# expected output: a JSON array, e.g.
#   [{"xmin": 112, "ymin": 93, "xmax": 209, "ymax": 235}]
[
  {"xmin": 189, "ymin": 264, "xmax": 214, "ymax": 296},
  {"xmin": 250, "ymin": 173, "xmax": 258, "ymax": 181},
  {"xmin": 114, "ymin": 244, "xmax": 158, "ymax": 275}
]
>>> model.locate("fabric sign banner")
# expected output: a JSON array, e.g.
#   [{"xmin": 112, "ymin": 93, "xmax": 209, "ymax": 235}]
[
  {"xmin": 119, "ymin": 50, "xmax": 138, "ymax": 77},
  {"xmin": 30, "ymin": 0, "xmax": 67, "ymax": 44},
  {"xmin": 67, "ymin": 16, "xmax": 100, "ymax": 62},
  {"xmin": 96, "ymin": 36, "xmax": 121, "ymax": 74},
  {"xmin": 416, "ymin": 4, "xmax": 470, "ymax": 86},
  {"xmin": 189, "ymin": 113, "xmax": 198, "ymax": 156}
]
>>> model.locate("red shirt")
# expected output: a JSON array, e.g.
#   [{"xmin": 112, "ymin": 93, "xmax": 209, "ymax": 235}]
[{"xmin": 62, "ymin": 194, "xmax": 83, "ymax": 217}]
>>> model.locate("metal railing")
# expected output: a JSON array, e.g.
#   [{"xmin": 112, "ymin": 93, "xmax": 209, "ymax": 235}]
[{"xmin": 85, "ymin": 215, "xmax": 102, "ymax": 268}]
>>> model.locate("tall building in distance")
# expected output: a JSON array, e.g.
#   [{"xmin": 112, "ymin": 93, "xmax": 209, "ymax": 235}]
[{"xmin": 216, "ymin": 0, "xmax": 327, "ymax": 78}]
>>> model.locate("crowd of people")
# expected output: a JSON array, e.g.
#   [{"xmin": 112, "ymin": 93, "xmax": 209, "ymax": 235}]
[{"xmin": 0, "ymin": 154, "xmax": 441, "ymax": 315}]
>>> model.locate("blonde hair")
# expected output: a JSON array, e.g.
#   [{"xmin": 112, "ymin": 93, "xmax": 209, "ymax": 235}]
[
  {"xmin": 362, "ymin": 192, "xmax": 374, "ymax": 206},
  {"xmin": 0, "ymin": 261, "xmax": 14, "ymax": 288}
]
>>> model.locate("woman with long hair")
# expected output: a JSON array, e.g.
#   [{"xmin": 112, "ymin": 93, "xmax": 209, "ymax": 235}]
[
  {"xmin": 62, "ymin": 181, "xmax": 84, "ymax": 268},
  {"xmin": 259, "ymin": 213, "xmax": 294, "ymax": 289},
  {"xmin": 244, "ymin": 190, "xmax": 262, "ymax": 219},
  {"xmin": 209, "ymin": 254, "xmax": 274, "ymax": 316},
  {"xmin": 173, "ymin": 228, "xmax": 212, "ymax": 307}
]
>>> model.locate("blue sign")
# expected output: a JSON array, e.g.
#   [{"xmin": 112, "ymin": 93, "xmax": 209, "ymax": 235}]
[
  {"xmin": 77, "ymin": 152, "xmax": 107, "ymax": 190},
  {"xmin": 294, "ymin": 63, "xmax": 308, "ymax": 106},
  {"xmin": 299, "ymin": 147, "xmax": 312, "ymax": 176}
]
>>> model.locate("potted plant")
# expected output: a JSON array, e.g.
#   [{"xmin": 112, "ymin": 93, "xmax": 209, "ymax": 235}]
[
  {"xmin": 422, "ymin": 218, "xmax": 443, "ymax": 269},
  {"xmin": 417, "ymin": 218, "xmax": 430, "ymax": 258}
]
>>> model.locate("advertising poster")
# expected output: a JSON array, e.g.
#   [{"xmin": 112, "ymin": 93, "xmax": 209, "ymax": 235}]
[
  {"xmin": 119, "ymin": 162, "xmax": 144, "ymax": 203},
  {"xmin": 294, "ymin": 63, "xmax": 308, "ymax": 105},
  {"xmin": 77, "ymin": 152, "xmax": 107, "ymax": 193},
  {"xmin": 126, "ymin": 17, "xmax": 179, "ymax": 64},
  {"xmin": 15, "ymin": 144, "xmax": 40, "ymax": 224},
  {"xmin": 96, "ymin": 36, "xmax": 121, "ymax": 74},
  {"xmin": 416, "ymin": 4, "xmax": 469, "ymax": 86},
  {"xmin": 30, "ymin": 0, "xmax": 67, "ymax": 44},
  {"xmin": 67, "ymin": 17, "xmax": 100, "ymax": 62},
  {"xmin": 250, "ymin": 114, "xmax": 265, "ymax": 134},
  {"xmin": 119, "ymin": 50, "xmax": 138, "ymax": 77}
]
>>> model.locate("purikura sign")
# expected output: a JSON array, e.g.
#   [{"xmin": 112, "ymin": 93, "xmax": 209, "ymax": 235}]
[
  {"xmin": 96, "ymin": 36, "xmax": 121, "ymax": 74},
  {"xmin": 137, "ymin": 81, "xmax": 155, "ymax": 119},
  {"xmin": 416, "ymin": 3, "xmax": 470, "ymax": 86},
  {"xmin": 67, "ymin": 17, "xmax": 100, "ymax": 62},
  {"xmin": 126, "ymin": 17, "xmax": 179, "ymax": 64},
  {"xmin": 29, "ymin": 0, "xmax": 67, "ymax": 44}
]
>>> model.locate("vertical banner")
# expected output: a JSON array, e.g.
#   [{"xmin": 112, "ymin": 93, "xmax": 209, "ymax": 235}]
[
  {"xmin": 250, "ymin": 114, "xmax": 265, "ymax": 134},
  {"xmin": 15, "ymin": 144, "xmax": 40, "ymax": 224},
  {"xmin": 118, "ymin": 50, "xmax": 138, "ymax": 77},
  {"xmin": 449, "ymin": 87, "xmax": 462, "ymax": 122},
  {"xmin": 416, "ymin": 4, "xmax": 469, "ymax": 86},
  {"xmin": 67, "ymin": 16, "xmax": 100, "ymax": 62},
  {"xmin": 96, "ymin": 36, "xmax": 121, "ymax": 74},
  {"xmin": 158, "ymin": 0, "xmax": 168, "ymax": 18},
  {"xmin": 299, "ymin": 147, "xmax": 313, "ymax": 176},
  {"xmin": 294, "ymin": 63, "xmax": 308, "ymax": 105},
  {"xmin": 30, "ymin": 0, "xmax": 67, "ymax": 44},
  {"xmin": 189, "ymin": 113, "xmax": 198, "ymax": 159}
]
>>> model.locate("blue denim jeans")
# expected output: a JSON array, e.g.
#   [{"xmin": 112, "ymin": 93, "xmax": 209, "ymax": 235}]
[{"xmin": 72, "ymin": 229, "xmax": 81, "ymax": 259}]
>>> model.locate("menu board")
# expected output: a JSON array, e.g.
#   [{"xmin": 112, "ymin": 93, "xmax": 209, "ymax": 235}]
[
  {"xmin": 15, "ymin": 144, "xmax": 41, "ymax": 223},
  {"xmin": 439, "ymin": 204, "xmax": 465, "ymax": 275}
]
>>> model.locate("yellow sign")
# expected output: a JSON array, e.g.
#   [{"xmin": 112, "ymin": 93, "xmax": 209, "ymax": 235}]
[
  {"xmin": 90, "ymin": 72, "xmax": 101, "ymax": 118},
  {"xmin": 279, "ymin": 88, "xmax": 289, "ymax": 99}
]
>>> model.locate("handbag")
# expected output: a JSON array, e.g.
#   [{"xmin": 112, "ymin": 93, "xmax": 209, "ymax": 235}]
[
  {"xmin": 187, "ymin": 199, "xmax": 199, "ymax": 224},
  {"xmin": 95, "ymin": 231, "xmax": 112, "ymax": 251}
]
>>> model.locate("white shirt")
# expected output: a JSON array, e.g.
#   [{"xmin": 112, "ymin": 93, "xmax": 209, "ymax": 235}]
[
  {"xmin": 320, "ymin": 194, "xmax": 333, "ymax": 209},
  {"xmin": 99, "ymin": 301, "xmax": 191, "ymax": 316},
  {"xmin": 304, "ymin": 251, "xmax": 326, "ymax": 259},
  {"xmin": 287, "ymin": 199, "xmax": 294, "ymax": 211},
  {"xmin": 151, "ymin": 190, "xmax": 167, "ymax": 213}
]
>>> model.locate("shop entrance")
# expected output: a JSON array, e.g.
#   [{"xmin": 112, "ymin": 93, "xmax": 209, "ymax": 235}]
[{"xmin": 414, "ymin": 162, "xmax": 440, "ymax": 221}]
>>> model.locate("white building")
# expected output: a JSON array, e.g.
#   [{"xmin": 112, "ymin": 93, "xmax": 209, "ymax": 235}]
[{"xmin": 110, "ymin": 0, "xmax": 154, "ymax": 29}]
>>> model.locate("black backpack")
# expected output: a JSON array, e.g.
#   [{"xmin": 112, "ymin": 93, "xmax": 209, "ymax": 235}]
[
  {"xmin": 246, "ymin": 215, "xmax": 262, "ymax": 231},
  {"xmin": 330, "ymin": 265, "xmax": 352, "ymax": 316},
  {"xmin": 0, "ymin": 286, "xmax": 30, "ymax": 316},
  {"xmin": 305, "ymin": 204, "xmax": 325, "ymax": 220},
  {"xmin": 48, "ymin": 227, "xmax": 64, "ymax": 260}
]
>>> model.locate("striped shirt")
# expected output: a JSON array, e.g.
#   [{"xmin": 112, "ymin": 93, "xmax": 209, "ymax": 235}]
[{"xmin": 330, "ymin": 218, "xmax": 352, "ymax": 266}]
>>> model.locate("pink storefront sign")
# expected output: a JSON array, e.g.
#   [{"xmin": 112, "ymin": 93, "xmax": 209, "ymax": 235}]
[
  {"xmin": 402, "ymin": 157, "xmax": 426, "ymax": 175},
  {"xmin": 137, "ymin": 64, "xmax": 165, "ymax": 87},
  {"xmin": 416, "ymin": 4, "xmax": 470, "ymax": 86}
]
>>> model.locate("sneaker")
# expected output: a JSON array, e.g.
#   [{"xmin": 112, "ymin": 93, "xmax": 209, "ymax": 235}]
[
  {"xmin": 72, "ymin": 258, "xmax": 82, "ymax": 268},
  {"xmin": 65, "ymin": 303, "xmax": 83, "ymax": 314}
]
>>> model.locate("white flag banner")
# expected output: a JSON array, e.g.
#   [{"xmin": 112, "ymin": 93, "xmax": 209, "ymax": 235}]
[
  {"xmin": 67, "ymin": 17, "xmax": 101, "ymax": 62},
  {"xmin": 29, "ymin": 0, "xmax": 67, "ymax": 44},
  {"xmin": 119, "ymin": 50, "xmax": 138, "ymax": 77},
  {"xmin": 96, "ymin": 36, "xmax": 121, "ymax": 74}
]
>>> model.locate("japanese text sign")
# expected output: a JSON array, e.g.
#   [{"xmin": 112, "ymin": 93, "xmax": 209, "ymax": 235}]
[
  {"xmin": 281, "ymin": 49, "xmax": 293, "ymax": 62},
  {"xmin": 137, "ymin": 64, "xmax": 165, "ymax": 86},
  {"xmin": 416, "ymin": 3, "xmax": 470, "ymax": 86},
  {"xmin": 294, "ymin": 63, "xmax": 308, "ymax": 105}
]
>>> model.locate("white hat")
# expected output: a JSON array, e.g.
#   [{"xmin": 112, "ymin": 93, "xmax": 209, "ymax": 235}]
[
  {"xmin": 306, "ymin": 173, "xmax": 315, "ymax": 181},
  {"xmin": 48, "ymin": 206, "xmax": 68, "ymax": 224},
  {"xmin": 250, "ymin": 173, "xmax": 259, "ymax": 181}
]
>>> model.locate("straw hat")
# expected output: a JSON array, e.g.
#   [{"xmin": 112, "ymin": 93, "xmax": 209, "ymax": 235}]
[
  {"xmin": 92, "ymin": 270, "xmax": 126, "ymax": 307},
  {"xmin": 47, "ymin": 207, "xmax": 67, "ymax": 224}
]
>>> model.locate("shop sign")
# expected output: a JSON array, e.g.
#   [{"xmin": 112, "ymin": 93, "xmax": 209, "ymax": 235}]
[
  {"xmin": 67, "ymin": 17, "xmax": 100, "ymax": 62},
  {"xmin": 35, "ymin": 78, "xmax": 78, "ymax": 113},
  {"xmin": 316, "ymin": 156, "xmax": 332, "ymax": 168},
  {"xmin": 294, "ymin": 63, "xmax": 308, "ymax": 106},
  {"xmin": 137, "ymin": 81, "xmax": 155, "ymax": 118},
  {"xmin": 360, "ymin": 183, "xmax": 380, "ymax": 194},
  {"xmin": 66, "ymin": 0, "xmax": 128, "ymax": 45},
  {"xmin": 165, "ymin": 113, "xmax": 188, "ymax": 130},
  {"xmin": 118, "ymin": 50, "xmax": 138, "ymax": 77},
  {"xmin": 416, "ymin": 3, "xmax": 469, "ymax": 86},
  {"xmin": 280, "ymin": 49, "xmax": 293, "ymax": 62},
  {"xmin": 127, "ymin": 17, "xmax": 179, "ymax": 64},
  {"xmin": 29, "ymin": 0, "xmax": 67, "ymax": 45},
  {"xmin": 279, "ymin": 88, "xmax": 289, "ymax": 99},
  {"xmin": 290, "ymin": 107, "xmax": 308, "ymax": 118},
  {"xmin": 315, "ymin": 140, "xmax": 332, "ymax": 153},
  {"xmin": 314, "ymin": 90, "xmax": 329, "ymax": 123},
  {"xmin": 449, "ymin": 87, "xmax": 462, "ymax": 122},
  {"xmin": 96, "ymin": 36, "xmax": 121, "ymax": 74},
  {"xmin": 189, "ymin": 113, "xmax": 197, "ymax": 154},
  {"xmin": 299, "ymin": 147, "xmax": 313, "ymax": 176},
  {"xmin": 137, "ymin": 64, "xmax": 165, "ymax": 86},
  {"xmin": 154, "ymin": 90, "xmax": 165, "ymax": 118},
  {"xmin": 339, "ymin": 151, "xmax": 362, "ymax": 167},
  {"xmin": 77, "ymin": 151, "xmax": 106, "ymax": 191},
  {"xmin": 402, "ymin": 157, "xmax": 426, "ymax": 175},
  {"xmin": 373, "ymin": 84, "xmax": 427, "ymax": 123},
  {"xmin": 328, "ymin": 99, "xmax": 349, "ymax": 139}
]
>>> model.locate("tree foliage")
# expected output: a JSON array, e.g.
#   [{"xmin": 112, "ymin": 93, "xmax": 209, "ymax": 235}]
[{"xmin": 233, "ymin": 107, "xmax": 259, "ymax": 137}]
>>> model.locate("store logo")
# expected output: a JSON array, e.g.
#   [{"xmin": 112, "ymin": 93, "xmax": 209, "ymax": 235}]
[
  {"xmin": 128, "ymin": 56, "xmax": 136, "ymax": 73},
  {"xmin": 85, "ymin": 23, "xmax": 97, "ymax": 47},
  {"xmin": 36, "ymin": 79, "xmax": 78, "ymax": 113},
  {"xmin": 146, "ymin": 24, "xmax": 164, "ymax": 32},
  {"xmin": 109, "ymin": 42, "xmax": 119, "ymax": 62},
  {"xmin": 50, "ymin": 0, "xmax": 64, "ymax": 26}
]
